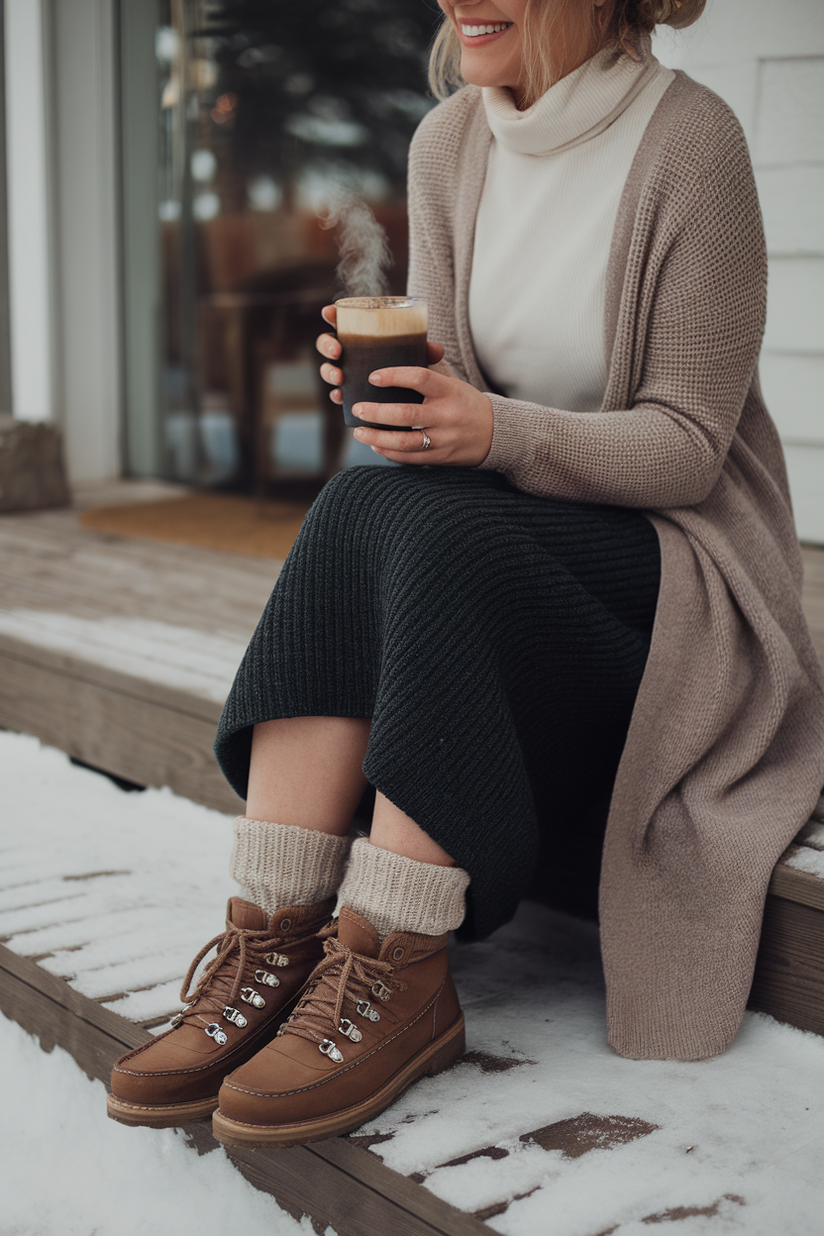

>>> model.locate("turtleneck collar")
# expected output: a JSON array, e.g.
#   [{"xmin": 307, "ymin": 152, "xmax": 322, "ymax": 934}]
[{"xmin": 482, "ymin": 37, "xmax": 660, "ymax": 156}]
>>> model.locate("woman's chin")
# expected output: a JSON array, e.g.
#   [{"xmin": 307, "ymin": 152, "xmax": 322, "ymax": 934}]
[{"xmin": 459, "ymin": 56, "xmax": 520, "ymax": 93}]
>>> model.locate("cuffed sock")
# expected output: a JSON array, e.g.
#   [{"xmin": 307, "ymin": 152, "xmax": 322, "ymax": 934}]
[
  {"xmin": 230, "ymin": 816, "xmax": 351, "ymax": 915},
  {"xmin": 337, "ymin": 837, "xmax": 470, "ymax": 940}
]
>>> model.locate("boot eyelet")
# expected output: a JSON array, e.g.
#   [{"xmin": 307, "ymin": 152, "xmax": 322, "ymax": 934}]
[
  {"xmin": 254, "ymin": 969, "xmax": 280, "ymax": 987},
  {"xmin": 339, "ymin": 1018, "xmax": 363, "ymax": 1042},
  {"xmin": 279, "ymin": 917, "xmax": 292, "ymax": 931},
  {"xmin": 223, "ymin": 1006, "xmax": 247, "ymax": 1027},
  {"xmin": 392, "ymin": 947, "xmax": 405, "ymax": 961},
  {"xmin": 372, "ymin": 980, "xmax": 392, "ymax": 1002},
  {"xmin": 265, "ymin": 951, "xmax": 290, "ymax": 967},
  {"xmin": 204, "ymin": 1023, "xmax": 228, "ymax": 1046},
  {"xmin": 356, "ymin": 999, "xmax": 380, "ymax": 1022},
  {"xmin": 240, "ymin": 987, "xmax": 266, "ymax": 1009},
  {"xmin": 319, "ymin": 1038, "xmax": 343, "ymax": 1063}
]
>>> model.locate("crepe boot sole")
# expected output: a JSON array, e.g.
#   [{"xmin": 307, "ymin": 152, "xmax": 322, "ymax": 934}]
[
  {"xmin": 107, "ymin": 1092, "xmax": 219, "ymax": 1128},
  {"xmin": 211, "ymin": 1012, "xmax": 466, "ymax": 1148}
]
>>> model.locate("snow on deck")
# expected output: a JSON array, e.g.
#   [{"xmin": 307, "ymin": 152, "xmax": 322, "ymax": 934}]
[
  {"xmin": 0, "ymin": 1011, "xmax": 317, "ymax": 1236},
  {"xmin": 2, "ymin": 730, "xmax": 824, "ymax": 1235},
  {"xmin": 0, "ymin": 609, "xmax": 248, "ymax": 703}
]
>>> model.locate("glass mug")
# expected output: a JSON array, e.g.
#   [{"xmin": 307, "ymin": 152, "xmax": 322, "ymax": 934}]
[{"xmin": 335, "ymin": 296, "xmax": 428, "ymax": 431}]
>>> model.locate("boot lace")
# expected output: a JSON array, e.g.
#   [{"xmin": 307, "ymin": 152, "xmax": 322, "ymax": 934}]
[
  {"xmin": 172, "ymin": 923, "xmax": 291, "ymax": 1033},
  {"xmin": 279, "ymin": 934, "xmax": 407, "ymax": 1060}
]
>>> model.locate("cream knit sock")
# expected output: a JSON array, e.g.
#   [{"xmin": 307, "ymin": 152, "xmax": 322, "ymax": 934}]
[
  {"xmin": 229, "ymin": 817, "xmax": 351, "ymax": 915},
  {"xmin": 337, "ymin": 837, "xmax": 470, "ymax": 940}
]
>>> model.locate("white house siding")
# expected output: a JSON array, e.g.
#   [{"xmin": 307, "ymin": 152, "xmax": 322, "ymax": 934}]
[
  {"xmin": 654, "ymin": 0, "xmax": 824, "ymax": 543},
  {"xmin": 3, "ymin": 0, "xmax": 120, "ymax": 484},
  {"xmin": 4, "ymin": 0, "xmax": 54, "ymax": 425},
  {"xmin": 50, "ymin": 0, "xmax": 121, "ymax": 484}
]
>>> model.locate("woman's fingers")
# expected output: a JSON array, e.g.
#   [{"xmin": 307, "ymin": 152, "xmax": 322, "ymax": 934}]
[
  {"xmin": 316, "ymin": 332, "xmax": 342, "ymax": 361},
  {"xmin": 321, "ymin": 305, "xmax": 337, "ymax": 328},
  {"xmin": 425, "ymin": 342, "xmax": 445, "ymax": 365},
  {"xmin": 352, "ymin": 402, "xmax": 425, "ymax": 428},
  {"xmin": 320, "ymin": 362, "xmax": 342, "ymax": 386},
  {"xmin": 355, "ymin": 425, "xmax": 431, "ymax": 452},
  {"xmin": 366, "ymin": 365, "xmax": 436, "ymax": 396}
]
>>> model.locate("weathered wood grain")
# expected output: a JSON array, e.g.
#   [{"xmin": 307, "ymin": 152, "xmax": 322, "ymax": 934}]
[
  {"xmin": 769, "ymin": 857, "xmax": 824, "ymax": 914},
  {"xmin": 0, "ymin": 507, "xmax": 278, "ymax": 633},
  {"xmin": 0, "ymin": 943, "xmax": 148, "ymax": 1081},
  {"xmin": 749, "ymin": 896, "xmax": 824, "ymax": 1035},
  {"xmin": 314, "ymin": 1139, "xmax": 490, "ymax": 1236},
  {"xmin": 0, "ymin": 630, "xmax": 225, "ymax": 721},
  {"xmin": 0, "ymin": 942, "xmax": 487, "ymax": 1236},
  {"xmin": 801, "ymin": 545, "xmax": 824, "ymax": 668},
  {"xmin": 0, "ymin": 640, "xmax": 242, "ymax": 813}
]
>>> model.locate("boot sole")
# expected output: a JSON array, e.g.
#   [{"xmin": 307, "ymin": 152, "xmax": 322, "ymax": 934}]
[
  {"xmin": 107, "ymin": 1092, "xmax": 219, "ymax": 1128},
  {"xmin": 211, "ymin": 1013, "xmax": 466, "ymax": 1148}
]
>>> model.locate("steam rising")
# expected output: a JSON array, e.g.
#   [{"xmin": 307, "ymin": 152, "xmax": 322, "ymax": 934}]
[{"xmin": 321, "ymin": 196, "xmax": 394, "ymax": 297}]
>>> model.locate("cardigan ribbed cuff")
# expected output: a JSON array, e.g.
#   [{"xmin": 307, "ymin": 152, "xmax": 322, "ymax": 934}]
[
  {"xmin": 230, "ymin": 817, "xmax": 351, "ymax": 915},
  {"xmin": 337, "ymin": 837, "xmax": 470, "ymax": 940},
  {"xmin": 479, "ymin": 393, "xmax": 548, "ymax": 475}
]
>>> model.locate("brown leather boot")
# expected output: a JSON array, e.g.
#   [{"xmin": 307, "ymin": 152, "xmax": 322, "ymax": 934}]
[
  {"xmin": 107, "ymin": 896, "xmax": 334, "ymax": 1127},
  {"xmin": 211, "ymin": 905, "xmax": 465, "ymax": 1147}
]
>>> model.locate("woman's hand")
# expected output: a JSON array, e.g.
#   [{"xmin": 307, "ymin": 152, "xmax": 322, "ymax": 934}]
[
  {"xmin": 316, "ymin": 305, "xmax": 345, "ymax": 406},
  {"xmin": 315, "ymin": 305, "xmax": 494, "ymax": 467}
]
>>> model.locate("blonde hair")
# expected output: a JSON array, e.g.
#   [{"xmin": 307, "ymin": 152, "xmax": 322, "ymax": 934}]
[{"xmin": 428, "ymin": 0, "xmax": 706, "ymax": 106}]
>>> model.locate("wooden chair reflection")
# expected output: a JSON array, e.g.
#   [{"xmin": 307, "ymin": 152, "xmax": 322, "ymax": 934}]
[{"xmin": 198, "ymin": 260, "xmax": 345, "ymax": 495}]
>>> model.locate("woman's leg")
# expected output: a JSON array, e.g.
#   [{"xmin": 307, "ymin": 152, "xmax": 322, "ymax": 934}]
[
  {"xmin": 245, "ymin": 716, "xmax": 370, "ymax": 834},
  {"xmin": 243, "ymin": 716, "xmax": 465, "ymax": 938},
  {"xmin": 370, "ymin": 791, "xmax": 456, "ymax": 865}
]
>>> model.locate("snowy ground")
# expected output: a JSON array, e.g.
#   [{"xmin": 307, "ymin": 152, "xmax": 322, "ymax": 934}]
[
  {"xmin": 2, "ymin": 730, "xmax": 824, "ymax": 1235},
  {"xmin": 0, "ymin": 1010, "xmax": 322, "ymax": 1236}
]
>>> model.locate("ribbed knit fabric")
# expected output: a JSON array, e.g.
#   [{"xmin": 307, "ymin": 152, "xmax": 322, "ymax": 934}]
[
  {"xmin": 471, "ymin": 46, "xmax": 673, "ymax": 412},
  {"xmin": 405, "ymin": 75, "xmax": 824, "ymax": 1059},
  {"xmin": 229, "ymin": 817, "xmax": 350, "ymax": 915},
  {"xmin": 215, "ymin": 465, "xmax": 660, "ymax": 939},
  {"xmin": 337, "ymin": 838, "xmax": 470, "ymax": 940}
]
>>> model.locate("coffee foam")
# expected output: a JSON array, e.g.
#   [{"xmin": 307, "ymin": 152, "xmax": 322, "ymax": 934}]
[{"xmin": 335, "ymin": 296, "xmax": 427, "ymax": 340}]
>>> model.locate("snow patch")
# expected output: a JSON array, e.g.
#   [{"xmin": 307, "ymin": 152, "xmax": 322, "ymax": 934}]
[
  {"xmin": 0, "ymin": 1011, "xmax": 321, "ymax": 1236},
  {"xmin": 0, "ymin": 608, "xmax": 246, "ymax": 701},
  {"xmin": 3, "ymin": 730, "xmax": 824, "ymax": 1235},
  {"xmin": 786, "ymin": 845, "xmax": 824, "ymax": 878}
]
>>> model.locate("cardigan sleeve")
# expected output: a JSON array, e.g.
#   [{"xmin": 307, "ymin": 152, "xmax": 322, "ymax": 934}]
[
  {"xmin": 477, "ymin": 120, "xmax": 768, "ymax": 508},
  {"xmin": 405, "ymin": 86, "xmax": 767, "ymax": 509}
]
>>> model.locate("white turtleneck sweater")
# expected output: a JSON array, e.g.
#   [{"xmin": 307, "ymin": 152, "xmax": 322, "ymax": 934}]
[{"xmin": 469, "ymin": 47, "xmax": 674, "ymax": 414}]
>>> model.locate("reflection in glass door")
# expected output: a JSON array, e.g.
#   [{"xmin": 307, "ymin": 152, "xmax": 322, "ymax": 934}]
[{"xmin": 153, "ymin": 0, "xmax": 439, "ymax": 493}]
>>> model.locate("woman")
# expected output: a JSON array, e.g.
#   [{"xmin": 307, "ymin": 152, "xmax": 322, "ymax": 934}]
[{"xmin": 108, "ymin": 0, "xmax": 824, "ymax": 1146}]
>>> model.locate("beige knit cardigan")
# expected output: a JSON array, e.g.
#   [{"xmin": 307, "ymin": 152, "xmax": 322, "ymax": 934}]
[{"xmin": 406, "ymin": 72, "xmax": 824, "ymax": 1061}]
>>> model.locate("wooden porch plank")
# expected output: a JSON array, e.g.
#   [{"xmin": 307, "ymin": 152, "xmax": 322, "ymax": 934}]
[
  {"xmin": 749, "ymin": 897, "xmax": 824, "ymax": 1036},
  {"xmin": 0, "ymin": 631, "xmax": 225, "ymax": 721},
  {"xmin": 0, "ymin": 942, "xmax": 488, "ymax": 1236},
  {"xmin": 768, "ymin": 860, "xmax": 824, "ymax": 914},
  {"xmin": 313, "ymin": 1139, "xmax": 492, "ymax": 1236},
  {"xmin": 0, "ymin": 639, "xmax": 241, "ymax": 814},
  {"xmin": 801, "ymin": 545, "xmax": 824, "ymax": 664}
]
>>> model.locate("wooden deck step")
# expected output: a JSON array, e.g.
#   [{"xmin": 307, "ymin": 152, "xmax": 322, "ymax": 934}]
[
  {"xmin": 3, "ymin": 726, "xmax": 824, "ymax": 1234},
  {"xmin": 0, "ymin": 942, "xmax": 487, "ymax": 1236},
  {"xmin": 0, "ymin": 501, "xmax": 276, "ymax": 813}
]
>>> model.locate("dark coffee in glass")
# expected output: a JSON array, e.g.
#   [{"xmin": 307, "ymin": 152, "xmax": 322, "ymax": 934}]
[{"xmin": 335, "ymin": 296, "xmax": 428, "ymax": 430}]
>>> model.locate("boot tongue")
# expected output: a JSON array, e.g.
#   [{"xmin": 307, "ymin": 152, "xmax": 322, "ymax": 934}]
[
  {"xmin": 226, "ymin": 897, "xmax": 268, "ymax": 931},
  {"xmin": 337, "ymin": 906, "xmax": 381, "ymax": 958}
]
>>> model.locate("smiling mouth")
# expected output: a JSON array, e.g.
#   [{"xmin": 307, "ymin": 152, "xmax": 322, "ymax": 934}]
[{"xmin": 459, "ymin": 22, "xmax": 513, "ymax": 37}]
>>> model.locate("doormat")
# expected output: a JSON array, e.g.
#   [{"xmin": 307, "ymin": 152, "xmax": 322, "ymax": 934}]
[{"xmin": 78, "ymin": 493, "xmax": 311, "ymax": 560}]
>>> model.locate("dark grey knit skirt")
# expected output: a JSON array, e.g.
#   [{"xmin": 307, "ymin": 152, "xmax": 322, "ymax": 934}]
[{"xmin": 215, "ymin": 466, "xmax": 660, "ymax": 940}]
